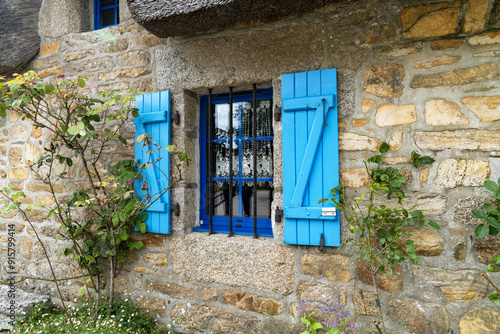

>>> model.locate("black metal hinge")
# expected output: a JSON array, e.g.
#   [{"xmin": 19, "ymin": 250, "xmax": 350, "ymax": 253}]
[
  {"xmin": 171, "ymin": 111, "xmax": 180, "ymax": 125},
  {"xmin": 275, "ymin": 207, "xmax": 283, "ymax": 222},
  {"xmin": 171, "ymin": 202, "xmax": 180, "ymax": 216},
  {"xmin": 274, "ymin": 105, "xmax": 281, "ymax": 121}
]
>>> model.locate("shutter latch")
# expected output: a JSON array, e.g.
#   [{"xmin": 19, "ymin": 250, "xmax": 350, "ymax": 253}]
[
  {"xmin": 321, "ymin": 207, "xmax": 336, "ymax": 217},
  {"xmin": 318, "ymin": 233, "xmax": 325, "ymax": 252}
]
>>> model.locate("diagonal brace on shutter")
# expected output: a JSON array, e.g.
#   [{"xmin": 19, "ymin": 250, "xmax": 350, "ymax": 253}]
[{"xmin": 282, "ymin": 94, "xmax": 335, "ymax": 215}]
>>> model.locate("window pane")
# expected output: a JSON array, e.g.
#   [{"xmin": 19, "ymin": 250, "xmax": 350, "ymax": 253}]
[
  {"xmin": 241, "ymin": 140, "xmax": 273, "ymax": 178},
  {"xmin": 213, "ymin": 104, "xmax": 228, "ymax": 139},
  {"xmin": 212, "ymin": 142, "xmax": 239, "ymax": 177},
  {"xmin": 240, "ymin": 102, "xmax": 252, "ymax": 138},
  {"xmin": 210, "ymin": 181, "xmax": 239, "ymax": 217},
  {"xmin": 100, "ymin": 0, "xmax": 116, "ymax": 7},
  {"xmin": 241, "ymin": 181, "xmax": 273, "ymax": 218},
  {"xmin": 240, "ymin": 100, "xmax": 273, "ymax": 138},
  {"xmin": 100, "ymin": 8, "xmax": 115, "ymax": 27}
]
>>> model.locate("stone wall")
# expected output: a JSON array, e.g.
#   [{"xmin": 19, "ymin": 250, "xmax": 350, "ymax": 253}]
[{"xmin": 1, "ymin": 0, "xmax": 500, "ymax": 333}]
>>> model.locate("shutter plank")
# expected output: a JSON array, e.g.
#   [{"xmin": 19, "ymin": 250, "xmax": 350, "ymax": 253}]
[
  {"xmin": 321, "ymin": 70, "xmax": 340, "ymax": 246},
  {"xmin": 308, "ymin": 70, "xmax": 323, "ymax": 245},
  {"xmin": 282, "ymin": 73, "xmax": 298, "ymax": 244},
  {"xmin": 158, "ymin": 91, "xmax": 171, "ymax": 234},
  {"xmin": 150, "ymin": 92, "xmax": 161, "ymax": 234},
  {"xmin": 294, "ymin": 71, "xmax": 310, "ymax": 245}
]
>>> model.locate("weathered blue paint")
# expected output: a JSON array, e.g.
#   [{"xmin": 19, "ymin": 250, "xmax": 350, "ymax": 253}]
[
  {"xmin": 282, "ymin": 69, "xmax": 340, "ymax": 247},
  {"xmin": 134, "ymin": 91, "xmax": 171, "ymax": 234}
]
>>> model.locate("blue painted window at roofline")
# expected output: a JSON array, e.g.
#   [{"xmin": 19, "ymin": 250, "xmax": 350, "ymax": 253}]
[
  {"xmin": 94, "ymin": 0, "xmax": 119, "ymax": 30},
  {"xmin": 282, "ymin": 69, "xmax": 340, "ymax": 247},
  {"xmin": 195, "ymin": 89, "xmax": 275, "ymax": 237},
  {"xmin": 134, "ymin": 91, "xmax": 172, "ymax": 234}
]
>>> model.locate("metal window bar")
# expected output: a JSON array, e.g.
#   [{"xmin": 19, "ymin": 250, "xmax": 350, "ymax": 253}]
[
  {"xmin": 252, "ymin": 84, "xmax": 258, "ymax": 238},
  {"xmin": 228, "ymin": 87, "xmax": 234, "ymax": 237},
  {"xmin": 203, "ymin": 85, "xmax": 273, "ymax": 237},
  {"xmin": 208, "ymin": 89, "xmax": 214, "ymax": 234}
]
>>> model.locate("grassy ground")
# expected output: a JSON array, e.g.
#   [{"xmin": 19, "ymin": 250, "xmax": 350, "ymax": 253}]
[{"xmin": 14, "ymin": 298, "xmax": 174, "ymax": 334}]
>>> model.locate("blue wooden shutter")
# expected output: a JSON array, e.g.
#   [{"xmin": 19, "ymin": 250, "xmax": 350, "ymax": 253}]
[
  {"xmin": 282, "ymin": 69, "xmax": 340, "ymax": 247},
  {"xmin": 134, "ymin": 91, "xmax": 172, "ymax": 234}
]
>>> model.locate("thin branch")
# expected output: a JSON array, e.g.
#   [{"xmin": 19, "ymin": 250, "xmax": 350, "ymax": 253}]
[{"xmin": 482, "ymin": 273, "xmax": 500, "ymax": 293}]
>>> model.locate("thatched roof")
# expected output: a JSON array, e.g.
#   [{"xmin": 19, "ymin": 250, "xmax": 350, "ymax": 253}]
[
  {"xmin": 0, "ymin": 0, "xmax": 43, "ymax": 77},
  {"xmin": 127, "ymin": 0, "xmax": 341, "ymax": 37}
]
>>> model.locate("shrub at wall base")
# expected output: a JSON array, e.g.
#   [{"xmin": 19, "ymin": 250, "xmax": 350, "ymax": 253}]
[{"xmin": 0, "ymin": 72, "xmax": 188, "ymax": 308}]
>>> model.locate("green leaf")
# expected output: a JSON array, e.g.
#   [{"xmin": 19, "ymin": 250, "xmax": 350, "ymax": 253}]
[
  {"xmin": 420, "ymin": 156, "xmax": 435, "ymax": 165},
  {"xmin": 326, "ymin": 329, "xmax": 341, "ymax": 334},
  {"xmin": 367, "ymin": 155, "xmax": 383, "ymax": 166},
  {"xmin": 78, "ymin": 78, "xmax": 85, "ymax": 88},
  {"xmin": 487, "ymin": 292, "xmax": 500, "ymax": 305},
  {"xmin": 406, "ymin": 245, "xmax": 417, "ymax": 253},
  {"xmin": 488, "ymin": 255, "xmax": 500, "ymax": 273},
  {"xmin": 379, "ymin": 142, "xmax": 390, "ymax": 153},
  {"xmin": 428, "ymin": 221, "xmax": 440, "ymax": 229},
  {"xmin": 487, "ymin": 216, "xmax": 500, "ymax": 229},
  {"xmin": 472, "ymin": 210, "xmax": 488, "ymax": 219},
  {"xmin": 44, "ymin": 85, "xmax": 54, "ymax": 94},
  {"xmin": 63, "ymin": 248, "xmax": 74, "ymax": 256},
  {"xmin": 12, "ymin": 99, "xmax": 22, "ymax": 108},
  {"xmin": 311, "ymin": 322, "xmax": 323, "ymax": 331},
  {"xmin": 390, "ymin": 176, "xmax": 407, "ymax": 188},
  {"xmin": 475, "ymin": 224, "xmax": 490, "ymax": 239},
  {"xmin": 0, "ymin": 106, "xmax": 7, "ymax": 119},
  {"xmin": 68, "ymin": 126, "xmax": 81, "ymax": 135},
  {"xmin": 10, "ymin": 83, "xmax": 20, "ymax": 92},
  {"xmin": 484, "ymin": 180, "xmax": 499, "ymax": 192},
  {"xmin": 132, "ymin": 108, "xmax": 139, "ymax": 118}
]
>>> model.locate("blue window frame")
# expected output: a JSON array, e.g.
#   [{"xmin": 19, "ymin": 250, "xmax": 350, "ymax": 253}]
[
  {"xmin": 195, "ymin": 89, "xmax": 274, "ymax": 237},
  {"xmin": 95, "ymin": 0, "xmax": 119, "ymax": 30}
]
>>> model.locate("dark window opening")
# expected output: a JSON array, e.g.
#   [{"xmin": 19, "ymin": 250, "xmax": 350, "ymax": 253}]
[{"xmin": 95, "ymin": 0, "xmax": 119, "ymax": 30}]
